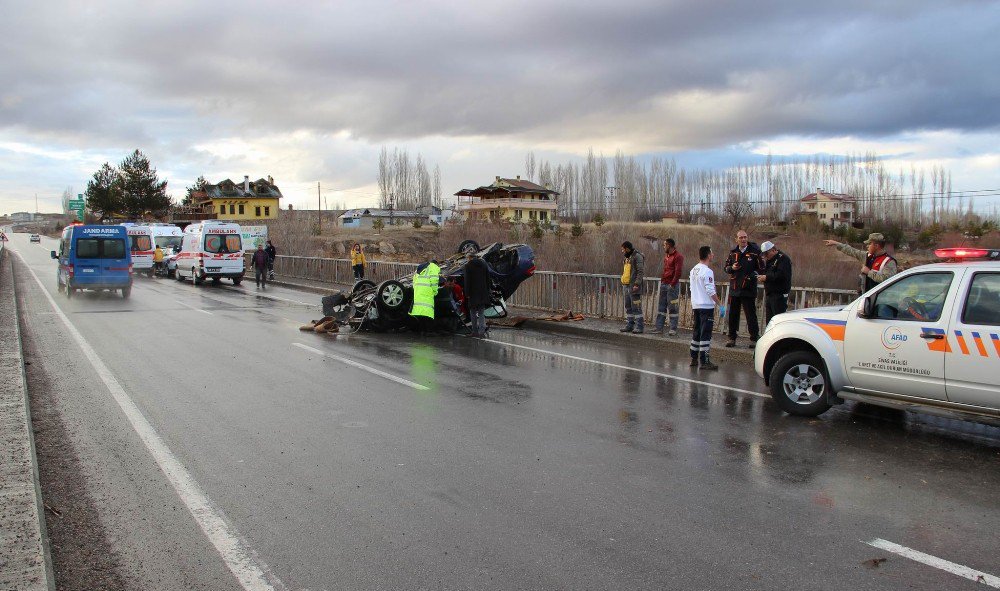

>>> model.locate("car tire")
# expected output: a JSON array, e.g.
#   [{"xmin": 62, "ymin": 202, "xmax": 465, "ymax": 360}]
[
  {"xmin": 212, "ymin": 277, "xmax": 221, "ymax": 285},
  {"xmin": 353, "ymin": 279, "xmax": 376, "ymax": 294},
  {"xmin": 232, "ymin": 276, "xmax": 242, "ymax": 286},
  {"xmin": 122, "ymin": 286, "xmax": 131, "ymax": 299},
  {"xmin": 376, "ymin": 280, "xmax": 410, "ymax": 313},
  {"xmin": 193, "ymin": 268, "xmax": 203, "ymax": 285},
  {"xmin": 768, "ymin": 351, "xmax": 833, "ymax": 417},
  {"xmin": 175, "ymin": 268, "xmax": 184, "ymax": 281},
  {"xmin": 457, "ymin": 240, "xmax": 480, "ymax": 255}
]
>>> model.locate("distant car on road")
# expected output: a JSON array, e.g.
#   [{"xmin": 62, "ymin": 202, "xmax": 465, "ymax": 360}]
[
  {"xmin": 29, "ymin": 234, "xmax": 40, "ymax": 243},
  {"xmin": 322, "ymin": 240, "xmax": 535, "ymax": 333},
  {"xmin": 755, "ymin": 247, "xmax": 1000, "ymax": 425}
]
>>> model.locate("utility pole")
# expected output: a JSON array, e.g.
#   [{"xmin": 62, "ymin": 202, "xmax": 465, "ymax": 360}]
[
  {"xmin": 35, "ymin": 193, "xmax": 38, "ymax": 216},
  {"xmin": 317, "ymin": 182, "xmax": 322, "ymax": 234}
]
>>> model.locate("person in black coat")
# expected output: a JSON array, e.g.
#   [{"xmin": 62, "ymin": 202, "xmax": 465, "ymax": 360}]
[
  {"xmin": 723, "ymin": 230, "xmax": 764, "ymax": 347},
  {"xmin": 264, "ymin": 240, "xmax": 277, "ymax": 279},
  {"xmin": 757, "ymin": 241, "xmax": 792, "ymax": 324},
  {"xmin": 251, "ymin": 244, "xmax": 269, "ymax": 289},
  {"xmin": 464, "ymin": 256, "xmax": 491, "ymax": 337}
]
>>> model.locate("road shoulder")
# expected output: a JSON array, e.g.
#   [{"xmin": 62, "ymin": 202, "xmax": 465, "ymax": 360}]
[{"xmin": 0, "ymin": 247, "xmax": 55, "ymax": 591}]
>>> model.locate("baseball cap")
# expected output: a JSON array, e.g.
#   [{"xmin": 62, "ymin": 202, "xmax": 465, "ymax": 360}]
[
  {"xmin": 864, "ymin": 232, "xmax": 885, "ymax": 245},
  {"xmin": 760, "ymin": 241, "xmax": 775, "ymax": 252}
]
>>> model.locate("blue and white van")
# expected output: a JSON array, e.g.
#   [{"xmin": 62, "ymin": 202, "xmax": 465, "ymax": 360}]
[{"xmin": 51, "ymin": 224, "xmax": 133, "ymax": 298}]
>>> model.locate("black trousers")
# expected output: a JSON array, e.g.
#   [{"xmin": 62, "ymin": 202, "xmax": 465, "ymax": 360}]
[
  {"xmin": 765, "ymin": 293, "xmax": 788, "ymax": 324},
  {"xmin": 727, "ymin": 294, "xmax": 760, "ymax": 340},
  {"xmin": 690, "ymin": 308, "xmax": 715, "ymax": 362}
]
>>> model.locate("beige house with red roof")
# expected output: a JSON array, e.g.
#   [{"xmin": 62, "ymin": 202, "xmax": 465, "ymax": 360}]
[
  {"xmin": 455, "ymin": 176, "xmax": 559, "ymax": 224},
  {"xmin": 800, "ymin": 188, "xmax": 856, "ymax": 229}
]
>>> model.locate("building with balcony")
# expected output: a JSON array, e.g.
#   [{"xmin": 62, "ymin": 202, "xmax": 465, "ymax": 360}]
[
  {"xmin": 799, "ymin": 188, "xmax": 856, "ymax": 229},
  {"xmin": 454, "ymin": 176, "xmax": 559, "ymax": 224},
  {"xmin": 188, "ymin": 175, "xmax": 283, "ymax": 221}
]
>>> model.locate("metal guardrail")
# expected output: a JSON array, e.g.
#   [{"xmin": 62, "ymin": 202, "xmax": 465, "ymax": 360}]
[{"xmin": 254, "ymin": 254, "xmax": 859, "ymax": 335}]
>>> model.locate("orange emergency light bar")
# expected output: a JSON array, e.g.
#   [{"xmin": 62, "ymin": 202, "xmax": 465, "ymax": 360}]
[{"xmin": 934, "ymin": 248, "xmax": 1000, "ymax": 260}]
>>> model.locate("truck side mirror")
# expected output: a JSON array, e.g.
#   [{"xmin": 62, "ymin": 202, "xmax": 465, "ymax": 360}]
[
  {"xmin": 859, "ymin": 296, "xmax": 874, "ymax": 319},
  {"xmin": 50, "ymin": 250, "xmax": 57, "ymax": 259}
]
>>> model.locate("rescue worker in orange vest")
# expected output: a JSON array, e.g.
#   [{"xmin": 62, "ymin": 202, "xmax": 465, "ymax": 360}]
[{"xmin": 824, "ymin": 232, "xmax": 898, "ymax": 293}]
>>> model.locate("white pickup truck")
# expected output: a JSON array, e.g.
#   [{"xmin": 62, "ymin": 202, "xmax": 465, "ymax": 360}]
[{"xmin": 755, "ymin": 247, "xmax": 1000, "ymax": 425}]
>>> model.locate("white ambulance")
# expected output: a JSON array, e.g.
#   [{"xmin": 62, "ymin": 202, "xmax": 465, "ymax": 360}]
[
  {"xmin": 123, "ymin": 224, "xmax": 155, "ymax": 276},
  {"xmin": 174, "ymin": 221, "xmax": 245, "ymax": 285},
  {"xmin": 755, "ymin": 247, "xmax": 1000, "ymax": 425},
  {"xmin": 149, "ymin": 224, "xmax": 184, "ymax": 277}
]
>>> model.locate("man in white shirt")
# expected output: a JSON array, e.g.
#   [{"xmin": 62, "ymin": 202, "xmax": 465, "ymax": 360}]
[{"xmin": 689, "ymin": 246, "xmax": 727, "ymax": 370}]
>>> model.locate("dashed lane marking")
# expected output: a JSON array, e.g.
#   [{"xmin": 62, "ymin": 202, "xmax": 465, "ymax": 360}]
[
  {"xmin": 292, "ymin": 342, "xmax": 429, "ymax": 391},
  {"xmin": 866, "ymin": 538, "xmax": 1000, "ymax": 588},
  {"xmin": 16, "ymin": 252, "xmax": 286, "ymax": 591},
  {"xmin": 483, "ymin": 337, "xmax": 769, "ymax": 399},
  {"xmin": 175, "ymin": 299, "xmax": 213, "ymax": 315}
]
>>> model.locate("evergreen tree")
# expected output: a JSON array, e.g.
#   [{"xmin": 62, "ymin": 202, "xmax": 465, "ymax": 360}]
[
  {"xmin": 84, "ymin": 163, "xmax": 122, "ymax": 221},
  {"xmin": 118, "ymin": 150, "xmax": 170, "ymax": 219},
  {"xmin": 184, "ymin": 175, "xmax": 208, "ymax": 206}
]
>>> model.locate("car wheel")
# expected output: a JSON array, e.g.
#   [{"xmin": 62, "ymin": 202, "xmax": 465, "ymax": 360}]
[
  {"xmin": 175, "ymin": 268, "xmax": 184, "ymax": 281},
  {"xmin": 193, "ymin": 268, "xmax": 203, "ymax": 285},
  {"xmin": 376, "ymin": 280, "xmax": 410, "ymax": 313},
  {"xmin": 212, "ymin": 277, "xmax": 221, "ymax": 285},
  {"xmin": 353, "ymin": 279, "xmax": 376, "ymax": 294},
  {"xmin": 122, "ymin": 286, "xmax": 131, "ymax": 299},
  {"xmin": 769, "ymin": 351, "xmax": 832, "ymax": 417},
  {"xmin": 457, "ymin": 240, "xmax": 480, "ymax": 255},
  {"xmin": 232, "ymin": 276, "xmax": 242, "ymax": 286}
]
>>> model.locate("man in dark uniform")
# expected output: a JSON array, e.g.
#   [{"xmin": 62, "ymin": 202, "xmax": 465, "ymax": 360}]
[
  {"xmin": 757, "ymin": 240, "xmax": 792, "ymax": 324},
  {"xmin": 724, "ymin": 230, "xmax": 764, "ymax": 348}
]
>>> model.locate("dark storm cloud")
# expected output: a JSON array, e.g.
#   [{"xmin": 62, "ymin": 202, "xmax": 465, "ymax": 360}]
[{"xmin": 1, "ymin": 0, "xmax": 997, "ymax": 150}]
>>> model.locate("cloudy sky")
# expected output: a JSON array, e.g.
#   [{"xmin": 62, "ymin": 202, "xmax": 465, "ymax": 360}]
[{"xmin": 1, "ymin": 0, "xmax": 998, "ymax": 214}]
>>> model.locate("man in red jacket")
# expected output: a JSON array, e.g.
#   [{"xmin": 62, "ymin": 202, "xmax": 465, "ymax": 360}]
[{"xmin": 652, "ymin": 238, "xmax": 684, "ymax": 335}]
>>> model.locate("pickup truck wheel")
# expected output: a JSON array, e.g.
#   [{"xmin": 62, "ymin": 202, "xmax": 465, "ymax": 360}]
[
  {"xmin": 122, "ymin": 286, "xmax": 131, "ymax": 299},
  {"xmin": 232, "ymin": 276, "xmax": 242, "ymax": 286},
  {"xmin": 769, "ymin": 351, "xmax": 832, "ymax": 417}
]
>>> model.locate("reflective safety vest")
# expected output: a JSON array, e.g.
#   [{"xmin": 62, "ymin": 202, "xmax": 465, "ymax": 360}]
[{"xmin": 409, "ymin": 262, "xmax": 440, "ymax": 319}]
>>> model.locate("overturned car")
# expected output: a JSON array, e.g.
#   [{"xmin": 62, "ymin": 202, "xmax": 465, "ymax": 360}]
[{"xmin": 322, "ymin": 240, "xmax": 535, "ymax": 333}]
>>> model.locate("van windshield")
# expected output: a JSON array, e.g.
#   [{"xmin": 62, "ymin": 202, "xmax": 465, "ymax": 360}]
[
  {"xmin": 155, "ymin": 236, "xmax": 182, "ymax": 250},
  {"xmin": 129, "ymin": 235, "xmax": 152, "ymax": 251},
  {"xmin": 76, "ymin": 238, "xmax": 127, "ymax": 259},
  {"xmin": 204, "ymin": 233, "xmax": 242, "ymax": 254}
]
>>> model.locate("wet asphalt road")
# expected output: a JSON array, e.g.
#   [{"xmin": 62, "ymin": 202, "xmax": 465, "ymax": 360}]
[{"xmin": 9, "ymin": 233, "xmax": 1000, "ymax": 591}]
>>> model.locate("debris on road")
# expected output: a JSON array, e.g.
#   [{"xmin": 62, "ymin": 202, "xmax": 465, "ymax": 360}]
[{"xmin": 862, "ymin": 557, "xmax": 888, "ymax": 569}]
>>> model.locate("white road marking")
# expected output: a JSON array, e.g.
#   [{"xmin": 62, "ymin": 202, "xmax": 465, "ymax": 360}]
[
  {"xmin": 175, "ymin": 299, "xmax": 213, "ymax": 315},
  {"xmin": 866, "ymin": 538, "xmax": 1000, "ymax": 588},
  {"xmin": 292, "ymin": 342, "xmax": 430, "ymax": 391},
  {"xmin": 240, "ymin": 290, "xmax": 315, "ymax": 306},
  {"xmin": 484, "ymin": 338, "xmax": 769, "ymax": 399},
  {"xmin": 17, "ymin": 253, "xmax": 286, "ymax": 591}
]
